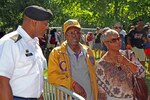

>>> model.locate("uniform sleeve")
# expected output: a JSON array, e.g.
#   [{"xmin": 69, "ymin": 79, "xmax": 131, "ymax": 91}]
[{"xmin": 0, "ymin": 40, "xmax": 16, "ymax": 78}]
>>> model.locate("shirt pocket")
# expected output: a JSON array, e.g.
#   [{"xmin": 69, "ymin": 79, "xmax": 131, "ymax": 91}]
[{"xmin": 17, "ymin": 53, "xmax": 35, "ymax": 68}]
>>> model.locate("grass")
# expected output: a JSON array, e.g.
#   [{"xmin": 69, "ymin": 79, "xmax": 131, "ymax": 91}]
[
  {"xmin": 145, "ymin": 62, "xmax": 150, "ymax": 95},
  {"xmin": 146, "ymin": 75, "xmax": 150, "ymax": 95}
]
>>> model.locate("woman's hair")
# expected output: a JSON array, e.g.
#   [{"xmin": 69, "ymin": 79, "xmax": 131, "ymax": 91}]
[{"xmin": 100, "ymin": 29, "xmax": 118, "ymax": 43}]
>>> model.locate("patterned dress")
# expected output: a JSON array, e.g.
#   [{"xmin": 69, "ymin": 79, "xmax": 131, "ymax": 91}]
[{"xmin": 96, "ymin": 50, "xmax": 145, "ymax": 99}]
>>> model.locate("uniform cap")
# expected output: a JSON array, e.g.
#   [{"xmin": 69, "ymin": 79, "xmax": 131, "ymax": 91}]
[
  {"xmin": 63, "ymin": 19, "xmax": 81, "ymax": 34},
  {"xmin": 24, "ymin": 5, "xmax": 53, "ymax": 21}
]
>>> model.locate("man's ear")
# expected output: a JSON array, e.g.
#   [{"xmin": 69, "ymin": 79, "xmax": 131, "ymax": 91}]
[{"xmin": 31, "ymin": 19, "xmax": 37, "ymax": 26}]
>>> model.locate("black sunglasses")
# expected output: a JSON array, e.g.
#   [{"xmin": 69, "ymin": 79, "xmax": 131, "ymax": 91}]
[
  {"xmin": 106, "ymin": 37, "xmax": 121, "ymax": 43},
  {"xmin": 114, "ymin": 27, "xmax": 121, "ymax": 29}
]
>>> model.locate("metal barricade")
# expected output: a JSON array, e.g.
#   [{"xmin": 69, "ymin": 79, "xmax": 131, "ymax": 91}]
[{"xmin": 43, "ymin": 78, "xmax": 85, "ymax": 100}]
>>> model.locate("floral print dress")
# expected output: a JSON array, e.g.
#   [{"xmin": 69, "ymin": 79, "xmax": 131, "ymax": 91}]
[{"xmin": 96, "ymin": 50, "xmax": 145, "ymax": 99}]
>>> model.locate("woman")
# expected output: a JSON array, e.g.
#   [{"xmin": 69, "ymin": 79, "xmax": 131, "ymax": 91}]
[
  {"xmin": 86, "ymin": 31, "xmax": 95, "ymax": 49},
  {"xmin": 96, "ymin": 29, "xmax": 145, "ymax": 100}
]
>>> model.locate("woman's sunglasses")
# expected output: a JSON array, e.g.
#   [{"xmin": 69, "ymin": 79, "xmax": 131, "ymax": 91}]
[{"xmin": 106, "ymin": 37, "xmax": 121, "ymax": 43}]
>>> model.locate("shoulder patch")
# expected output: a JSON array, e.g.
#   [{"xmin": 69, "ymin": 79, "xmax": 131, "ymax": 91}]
[{"xmin": 10, "ymin": 34, "xmax": 22, "ymax": 43}]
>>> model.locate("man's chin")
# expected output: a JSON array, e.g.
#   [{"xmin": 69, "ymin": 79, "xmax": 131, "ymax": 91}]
[
  {"xmin": 38, "ymin": 36, "xmax": 43, "ymax": 38},
  {"xmin": 71, "ymin": 43, "xmax": 80, "ymax": 47}
]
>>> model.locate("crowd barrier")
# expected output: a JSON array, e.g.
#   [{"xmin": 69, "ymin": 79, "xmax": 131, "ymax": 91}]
[{"xmin": 43, "ymin": 78, "xmax": 85, "ymax": 100}]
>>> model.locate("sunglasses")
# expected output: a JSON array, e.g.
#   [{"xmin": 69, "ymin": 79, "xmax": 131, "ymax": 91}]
[
  {"xmin": 106, "ymin": 37, "xmax": 121, "ymax": 43},
  {"xmin": 114, "ymin": 27, "xmax": 121, "ymax": 29}
]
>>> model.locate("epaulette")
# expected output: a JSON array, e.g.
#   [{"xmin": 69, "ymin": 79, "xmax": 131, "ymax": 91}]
[{"xmin": 10, "ymin": 34, "xmax": 22, "ymax": 43}]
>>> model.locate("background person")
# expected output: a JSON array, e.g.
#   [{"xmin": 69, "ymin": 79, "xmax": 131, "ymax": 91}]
[
  {"xmin": 96, "ymin": 29, "xmax": 145, "ymax": 100},
  {"xmin": 52, "ymin": 28, "xmax": 61, "ymax": 46},
  {"xmin": 93, "ymin": 27, "xmax": 102, "ymax": 59},
  {"xmin": 143, "ymin": 24, "xmax": 150, "ymax": 72},
  {"xmin": 47, "ymin": 28, "xmax": 61, "ymax": 48},
  {"xmin": 113, "ymin": 22, "xmax": 126, "ymax": 50},
  {"xmin": 86, "ymin": 31, "xmax": 95, "ymax": 49},
  {"xmin": 100, "ymin": 27, "xmax": 110, "ymax": 57},
  {"xmin": 126, "ymin": 19, "xmax": 146, "ymax": 66},
  {"xmin": 47, "ymin": 19, "xmax": 98, "ymax": 100},
  {"xmin": 0, "ymin": 5, "xmax": 53, "ymax": 100}
]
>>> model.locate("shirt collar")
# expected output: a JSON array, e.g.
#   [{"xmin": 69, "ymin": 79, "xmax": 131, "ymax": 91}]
[
  {"xmin": 16, "ymin": 25, "xmax": 39, "ymax": 44},
  {"xmin": 67, "ymin": 45, "xmax": 85, "ymax": 56}
]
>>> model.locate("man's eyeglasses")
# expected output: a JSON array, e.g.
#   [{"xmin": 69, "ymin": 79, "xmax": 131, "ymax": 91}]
[
  {"xmin": 106, "ymin": 37, "xmax": 121, "ymax": 43},
  {"xmin": 66, "ymin": 29, "xmax": 81, "ymax": 36}
]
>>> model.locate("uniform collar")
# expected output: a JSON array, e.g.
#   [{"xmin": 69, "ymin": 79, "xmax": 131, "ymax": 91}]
[{"xmin": 17, "ymin": 25, "xmax": 38, "ymax": 44}]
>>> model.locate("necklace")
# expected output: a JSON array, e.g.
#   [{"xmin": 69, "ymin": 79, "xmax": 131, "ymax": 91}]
[
  {"xmin": 116, "ymin": 63, "xmax": 122, "ymax": 71},
  {"xmin": 106, "ymin": 54, "xmax": 122, "ymax": 71}
]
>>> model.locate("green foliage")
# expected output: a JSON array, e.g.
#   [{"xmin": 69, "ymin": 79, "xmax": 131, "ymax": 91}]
[{"xmin": 0, "ymin": 0, "xmax": 149, "ymax": 32}]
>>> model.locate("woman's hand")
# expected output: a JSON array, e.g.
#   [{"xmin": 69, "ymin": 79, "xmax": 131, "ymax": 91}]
[
  {"xmin": 117, "ymin": 54, "xmax": 128, "ymax": 64},
  {"xmin": 117, "ymin": 54, "xmax": 138, "ymax": 73}
]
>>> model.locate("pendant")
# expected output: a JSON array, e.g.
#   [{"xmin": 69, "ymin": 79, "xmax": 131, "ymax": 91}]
[
  {"xmin": 117, "ymin": 66, "xmax": 122, "ymax": 71},
  {"xmin": 116, "ymin": 63, "xmax": 122, "ymax": 71}
]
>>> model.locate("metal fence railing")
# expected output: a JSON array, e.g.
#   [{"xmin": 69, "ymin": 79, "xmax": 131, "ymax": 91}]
[{"xmin": 43, "ymin": 78, "xmax": 85, "ymax": 100}]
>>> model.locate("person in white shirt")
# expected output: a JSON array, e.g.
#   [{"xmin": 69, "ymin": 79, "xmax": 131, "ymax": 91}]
[
  {"xmin": 113, "ymin": 22, "xmax": 126, "ymax": 50},
  {"xmin": 47, "ymin": 28, "xmax": 61, "ymax": 48},
  {"xmin": 0, "ymin": 5, "xmax": 53, "ymax": 100}
]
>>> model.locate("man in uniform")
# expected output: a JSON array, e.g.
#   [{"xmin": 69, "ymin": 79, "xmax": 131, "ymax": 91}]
[{"xmin": 0, "ymin": 5, "xmax": 53, "ymax": 100}]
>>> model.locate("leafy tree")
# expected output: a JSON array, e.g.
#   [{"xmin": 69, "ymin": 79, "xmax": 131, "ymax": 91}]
[{"xmin": 0, "ymin": 0, "xmax": 149, "ymax": 33}]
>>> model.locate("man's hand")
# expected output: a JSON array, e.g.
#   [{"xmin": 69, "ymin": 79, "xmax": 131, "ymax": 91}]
[
  {"xmin": 98, "ymin": 93, "xmax": 107, "ymax": 100},
  {"xmin": 72, "ymin": 81, "xmax": 86, "ymax": 99},
  {"xmin": 38, "ymin": 94, "xmax": 44, "ymax": 100}
]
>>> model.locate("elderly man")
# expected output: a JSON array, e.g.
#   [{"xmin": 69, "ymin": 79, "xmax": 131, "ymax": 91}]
[
  {"xmin": 0, "ymin": 5, "xmax": 53, "ymax": 100},
  {"xmin": 48, "ymin": 19, "xmax": 98, "ymax": 100}
]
